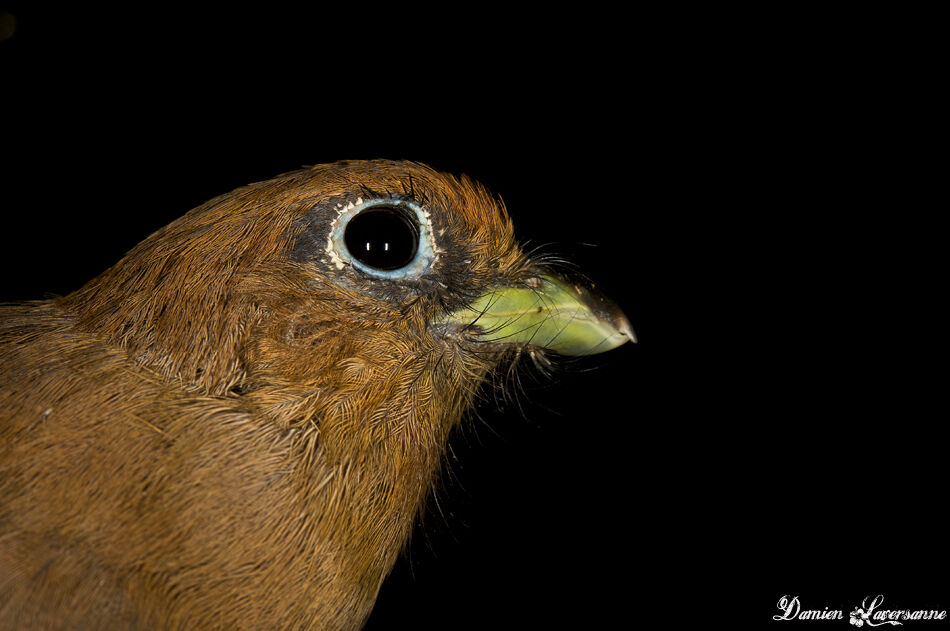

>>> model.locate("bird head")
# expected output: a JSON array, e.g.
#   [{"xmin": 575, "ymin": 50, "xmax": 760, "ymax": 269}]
[
  {"xmin": 56, "ymin": 159, "xmax": 633, "ymax": 622},
  {"xmin": 64, "ymin": 159, "xmax": 632, "ymax": 422}
]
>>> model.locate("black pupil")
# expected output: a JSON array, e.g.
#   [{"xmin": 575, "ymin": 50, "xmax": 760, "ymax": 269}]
[{"xmin": 344, "ymin": 207, "xmax": 419, "ymax": 271}]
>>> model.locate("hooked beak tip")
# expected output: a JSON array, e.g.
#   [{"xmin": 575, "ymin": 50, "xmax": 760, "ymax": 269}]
[{"xmin": 619, "ymin": 318, "xmax": 638, "ymax": 344}]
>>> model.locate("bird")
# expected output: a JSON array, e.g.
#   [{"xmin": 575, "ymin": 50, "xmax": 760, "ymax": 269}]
[{"xmin": 0, "ymin": 159, "xmax": 634, "ymax": 630}]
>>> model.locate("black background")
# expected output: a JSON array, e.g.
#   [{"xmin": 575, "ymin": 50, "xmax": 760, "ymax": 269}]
[{"xmin": 1, "ymin": 5, "xmax": 944, "ymax": 629}]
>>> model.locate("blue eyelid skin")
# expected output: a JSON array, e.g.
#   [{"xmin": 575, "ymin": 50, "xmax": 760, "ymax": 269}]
[{"xmin": 330, "ymin": 198, "xmax": 438, "ymax": 280}]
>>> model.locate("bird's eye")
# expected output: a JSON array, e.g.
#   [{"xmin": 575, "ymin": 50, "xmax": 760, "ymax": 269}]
[
  {"xmin": 343, "ymin": 207, "xmax": 419, "ymax": 271},
  {"xmin": 328, "ymin": 198, "xmax": 438, "ymax": 279}
]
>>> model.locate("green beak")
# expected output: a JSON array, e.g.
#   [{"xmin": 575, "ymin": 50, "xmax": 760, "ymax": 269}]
[{"xmin": 439, "ymin": 274, "xmax": 636, "ymax": 356}]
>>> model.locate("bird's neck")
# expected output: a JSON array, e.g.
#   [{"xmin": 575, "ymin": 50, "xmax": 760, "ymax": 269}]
[{"xmin": 241, "ymin": 316, "xmax": 492, "ymax": 626}]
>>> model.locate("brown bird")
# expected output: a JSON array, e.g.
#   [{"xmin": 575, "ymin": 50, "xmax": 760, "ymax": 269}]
[{"xmin": 0, "ymin": 160, "xmax": 633, "ymax": 630}]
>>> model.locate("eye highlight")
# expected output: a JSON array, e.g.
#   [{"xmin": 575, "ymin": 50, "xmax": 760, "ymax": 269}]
[{"xmin": 328, "ymin": 198, "xmax": 438, "ymax": 279}]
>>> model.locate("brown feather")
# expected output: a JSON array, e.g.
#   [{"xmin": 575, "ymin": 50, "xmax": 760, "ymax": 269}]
[{"xmin": 1, "ymin": 160, "xmax": 533, "ymax": 630}]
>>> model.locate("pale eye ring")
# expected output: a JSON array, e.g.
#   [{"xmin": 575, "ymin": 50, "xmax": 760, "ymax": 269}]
[{"xmin": 329, "ymin": 199, "xmax": 437, "ymax": 279}]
